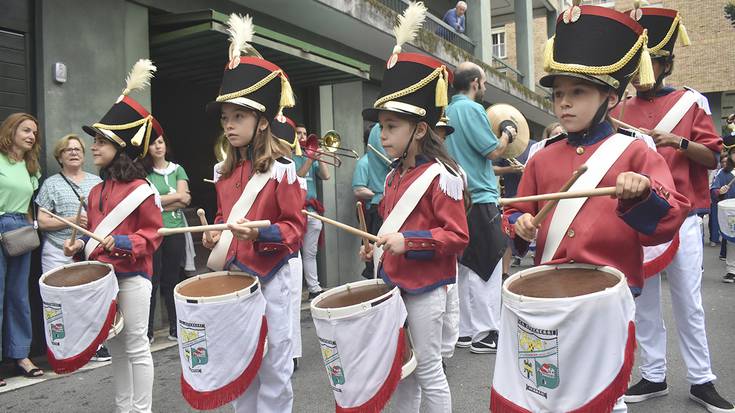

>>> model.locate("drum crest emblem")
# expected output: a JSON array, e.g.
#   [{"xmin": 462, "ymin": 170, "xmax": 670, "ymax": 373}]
[
  {"xmin": 179, "ymin": 320, "xmax": 209, "ymax": 372},
  {"xmin": 43, "ymin": 301, "xmax": 65, "ymax": 344},
  {"xmin": 517, "ymin": 319, "xmax": 559, "ymax": 394},
  {"xmin": 318, "ymin": 337, "xmax": 346, "ymax": 390}
]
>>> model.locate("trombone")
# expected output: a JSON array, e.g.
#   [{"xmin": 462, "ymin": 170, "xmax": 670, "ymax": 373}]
[{"xmin": 301, "ymin": 130, "xmax": 359, "ymax": 167}]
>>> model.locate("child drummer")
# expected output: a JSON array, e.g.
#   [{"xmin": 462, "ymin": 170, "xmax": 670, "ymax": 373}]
[
  {"xmin": 360, "ymin": 3, "xmax": 469, "ymax": 411},
  {"xmin": 500, "ymin": 2, "xmax": 689, "ymax": 412},
  {"xmin": 64, "ymin": 59, "xmax": 163, "ymax": 412},
  {"xmin": 200, "ymin": 14, "xmax": 305, "ymax": 413}
]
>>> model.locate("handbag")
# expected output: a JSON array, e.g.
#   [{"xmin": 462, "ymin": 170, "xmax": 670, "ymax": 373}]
[{"xmin": 0, "ymin": 174, "xmax": 40, "ymax": 257}]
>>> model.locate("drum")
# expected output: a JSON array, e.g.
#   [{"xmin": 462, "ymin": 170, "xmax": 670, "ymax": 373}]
[
  {"xmin": 174, "ymin": 271, "xmax": 267, "ymax": 410},
  {"xmin": 490, "ymin": 264, "xmax": 636, "ymax": 413},
  {"xmin": 718, "ymin": 198, "xmax": 735, "ymax": 242},
  {"xmin": 39, "ymin": 261, "xmax": 119, "ymax": 374},
  {"xmin": 311, "ymin": 279, "xmax": 414, "ymax": 412}
]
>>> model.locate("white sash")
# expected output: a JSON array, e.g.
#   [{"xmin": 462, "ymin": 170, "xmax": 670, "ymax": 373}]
[
  {"xmin": 84, "ymin": 184, "xmax": 154, "ymax": 259},
  {"xmin": 541, "ymin": 134, "xmax": 635, "ymax": 263},
  {"xmin": 207, "ymin": 172, "xmax": 270, "ymax": 270},
  {"xmin": 654, "ymin": 90, "xmax": 698, "ymax": 133},
  {"xmin": 373, "ymin": 163, "xmax": 443, "ymax": 277}
]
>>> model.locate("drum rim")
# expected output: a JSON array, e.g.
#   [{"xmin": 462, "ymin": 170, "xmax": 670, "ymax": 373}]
[
  {"xmin": 310, "ymin": 278, "xmax": 399, "ymax": 320},
  {"xmin": 502, "ymin": 263, "xmax": 626, "ymax": 302},
  {"xmin": 174, "ymin": 271, "xmax": 260, "ymax": 304},
  {"xmin": 39, "ymin": 261, "xmax": 115, "ymax": 291},
  {"xmin": 108, "ymin": 311, "xmax": 125, "ymax": 340}
]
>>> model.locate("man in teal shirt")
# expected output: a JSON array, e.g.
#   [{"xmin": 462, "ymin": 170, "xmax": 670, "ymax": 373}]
[{"xmin": 444, "ymin": 61, "xmax": 515, "ymax": 355}]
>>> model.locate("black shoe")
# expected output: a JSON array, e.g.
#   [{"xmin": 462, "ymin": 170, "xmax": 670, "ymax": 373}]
[
  {"xmin": 690, "ymin": 381, "xmax": 735, "ymax": 412},
  {"xmin": 308, "ymin": 290, "xmax": 323, "ymax": 301},
  {"xmin": 723, "ymin": 273, "xmax": 735, "ymax": 283},
  {"xmin": 511, "ymin": 257, "xmax": 521, "ymax": 267},
  {"xmin": 456, "ymin": 336, "xmax": 471, "ymax": 348},
  {"xmin": 91, "ymin": 345, "xmax": 112, "ymax": 362},
  {"xmin": 470, "ymin": 331, "xmax": 498, "ymax": 354},
  {"xmin": 293, "ymin": 358, "xmax": 299, "ymax": 371},
  {"xmin": 624, "ymin": 377, "xmax": 668, "ymax": 403},
  {"xmin": 720, "ymin": 256, "xmax": 727, "ymax": 261}
]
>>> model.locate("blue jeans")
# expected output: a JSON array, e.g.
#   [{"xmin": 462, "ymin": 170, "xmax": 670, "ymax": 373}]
[
  {"xmin": 0, "ymin": 213, "xmax": 33, "ymax": 359},
  {"xmin": 709, "ymin": 203, "xmax": 720, "ymax": 243}
]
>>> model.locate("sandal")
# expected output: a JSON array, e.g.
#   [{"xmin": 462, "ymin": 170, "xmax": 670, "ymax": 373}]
[{"xmin": 16, "ymin": 363, "xmax": 43, "ymax": 378}]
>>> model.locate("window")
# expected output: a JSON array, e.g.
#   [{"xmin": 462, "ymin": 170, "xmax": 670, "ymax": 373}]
[
  {"xmin": 492, "ymin": 28, "xmax": 507, "ymax": 59},
  {"xmin": 582, "ymin": 0, "xmax": 615, "ymax": 6}
]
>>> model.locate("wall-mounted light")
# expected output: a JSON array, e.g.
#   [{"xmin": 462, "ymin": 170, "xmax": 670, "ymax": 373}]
[{"xmin": 53, "ymin": 62, "xmax": 67, "ymax": 83}]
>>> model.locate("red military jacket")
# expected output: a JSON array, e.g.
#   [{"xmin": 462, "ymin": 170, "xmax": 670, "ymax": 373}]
[
  {"xmin": 378, "ymin": 157, "xmax": 469, "ymax": 294},
  {"xmin": 82, "ymin": 179, "xmax": 162, "ymax": 279},
  {"xmin": 214, "ymin": 157, "xmax": 306, "ymax": 280},
  {"xmin": 611, "ymin": 87, "xmax": 722, "ymax": 212},
  {"xmin": 503, "ymin": 122, "xmax": 690, "ymax": 292}
]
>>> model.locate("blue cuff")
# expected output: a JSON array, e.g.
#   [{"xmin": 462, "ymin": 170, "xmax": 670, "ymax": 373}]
[
  {"xmin": 256, "ymin": 224, "xmax": 283, "ymax": 243},
  {"xmin": 507, "ymin": 212, "xmax": 523, "ymax": 225},
  {"xmin": 112, "ymin": 235, "xmax": 133, "ymax": 251},
  {"xmin": 80, "ymin": 235, "xmax": 90, "ymax": 245},
  {"xmin": 619, "ymin": 190, "xmax": 671, "ymax": 235},
  {"xmin": 402, "ymin": 230, "xmax": 436, "ymax": 260}
]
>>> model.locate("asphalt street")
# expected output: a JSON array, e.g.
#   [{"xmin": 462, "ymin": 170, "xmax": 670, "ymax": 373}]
[{"xmin": 1, "ymin": 240, "xmax": 733, "ymax": 412}]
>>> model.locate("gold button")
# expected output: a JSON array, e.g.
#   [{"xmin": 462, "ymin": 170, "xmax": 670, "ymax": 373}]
[
  {"xmin": 576, "ymin": 146, "xmax": 584, "ymax": 155},
  {"xmin": 421, "ymin": 242, "xmax": 428, "ymax": 247},
  {"xmin": 567, "ymin": 229, "xmax": 575, "ymax": 238},
  {"xmin": 408, "ymin": 242, "xmax": 414, "ymax": 247}
]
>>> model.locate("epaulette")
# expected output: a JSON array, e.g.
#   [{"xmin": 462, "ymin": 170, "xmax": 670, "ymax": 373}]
[
  {"xmin": 271, "ymin": 157, "xmax": 297, "ymax": 183},
  {"xmin": 683, "ymin": 86, "xmax": 711, "ymax": 114},
  {"xmin": 436, "ymin": 159, "xmax": 463, "ymax": 201}
]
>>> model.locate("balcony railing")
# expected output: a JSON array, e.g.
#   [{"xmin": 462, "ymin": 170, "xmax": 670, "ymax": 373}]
[
  {"xmin": 492, "ymin": 57, "xmax": 524, "ymax": 84},
  {"xmin": 374, "ymin": 0, "xmax": 476, "ymax": 54}
]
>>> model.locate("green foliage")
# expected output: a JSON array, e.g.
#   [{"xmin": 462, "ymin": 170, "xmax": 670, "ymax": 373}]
[{"xmin": 726, "ymin": 1, "xmax": 735, "ymax": 28}]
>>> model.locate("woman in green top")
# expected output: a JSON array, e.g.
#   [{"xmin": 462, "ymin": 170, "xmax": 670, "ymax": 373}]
[
  {"xmin": 0, "ymin": 113, "xmax": 44, "ymax": 384},
  {"xmin": 142, "ymin": 135, "xmax": 190, "ymax": 341}
]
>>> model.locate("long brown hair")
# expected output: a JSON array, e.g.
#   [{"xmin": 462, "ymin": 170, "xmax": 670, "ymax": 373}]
[
  {"xmin": 218, "ymin": 121, "xmax": 291, "ymax": 178},
  {"xmin": 0, "ymin": 113, "xmax": 42, "ymax": 175}
]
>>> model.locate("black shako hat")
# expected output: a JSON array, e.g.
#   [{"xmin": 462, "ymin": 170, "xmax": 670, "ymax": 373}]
[
  {"xmin": 362, "ymin": 2, "xmax": 451, "ymax": 128},
  {"xmin": 539, "ymin": 0, "xmax": 655, "ymax": 95},
  {"xmin": 206, "ymin": 14, "xmax": 295, "ymax": 123},
  {"xmin": 83, "ymin": 59, "xmax": 163, "ymax": 159},
  {"xmin": 626, "ymin": 3, "xmax": 691, "ymax": 59}
]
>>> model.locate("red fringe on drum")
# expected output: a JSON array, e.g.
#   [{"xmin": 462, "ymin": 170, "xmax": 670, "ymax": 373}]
[
  {"xmin": 490, "ymin": 321, "xmax": 636, "ymax": 413},
  {"xmin": 643, "ymin": 233, "xmax": 680, "ymax": 278},
  {"xmin": 46, "ymin": 300, "xmax": 117, "ymax": 374},
  {"xmin": 181, "ymin": 316, "xmax": 268, "ymax": 410},
  {"xmin": 336, "ymin": 328, "xmax": 406, "ymax": 413}
]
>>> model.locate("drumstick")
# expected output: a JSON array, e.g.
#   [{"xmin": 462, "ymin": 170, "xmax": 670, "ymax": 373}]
[
  {"xmin": 302, "ymin": 210, "xmax": 379, "ymax": 242},
  {"xmin": 197, "ymin": 209, "xmax": 213, "ymax": 244},
  {"xmin": 610, "ymin": 117, "xmax": 645, "ymax": 135},
  {"xmin": 367, "ymin": 144, "xmax": 393, "ymax": 166},
  {"xmin": 40, "ymin": 207, "xmax": 106, "ymax": 243},
  {"xmin": 618, "ymin": 90, "xmax": 629, "ymax": 123},
  {"xmin": 720, "ymin": 175, "xmax": 735, "ymax": 194},
  {"xmin": 68, "ymin": 196, "xmax": 85, "ymax": 243},
  {"xmin": 157, "ymin": 220, "xmax": 272, "ymax": 236},
  {"xmin": 356, "ymin": 201, "xmax": 370, "ymax": 249},
  {"xmin": 203, "ymin": 178, "xmax": 216, "ymax": 184},
  {"xmin": 500, "ymin": 187, "xmax": 617, "ymax": 205},
  {"xmin": 532, "ymin": 165, "xmax": 588, "ymax": 226}
]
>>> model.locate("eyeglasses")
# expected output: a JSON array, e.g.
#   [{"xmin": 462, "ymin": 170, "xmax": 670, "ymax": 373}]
[{"xmin": 62, "ymin": 148, "xmax": 83, "ymax": 154}]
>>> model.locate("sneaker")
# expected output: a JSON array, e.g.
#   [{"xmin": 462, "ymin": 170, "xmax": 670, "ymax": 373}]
[
  {"xmin": 723, "ymin": 273, "xmax": 735, "ymax": 284},
  {"xmin": 710, "ymin": 241, "xmax": 718, "ymax": 247},
  {"xmin": 624, "ymin": 378, "xmax": 669, "ymax": 403},
  {"xmin": 149, "ymin": 335, "xmax": 155, "ymax": 345},
  {"xmin": 455, "ymin": 336, "xmax": 471, "ymax": 348},
  {"xmin": 690, "ymin": 381, "xmax": 735, "ymax": 412},
  {"xmin": 511, "ymin": 257, "xmax": 521, "ymax": 267},
  {"xmin": 91, "ymin": 346, "xmax": 111, "ymax": 362},
  {"xmin": 308, "ymin": 290, "xmax": 323, "ymax": 301},
  {"xmin": 470, "ymin": 331, "xmax": 498, "ymax": 354},
  {"xmin": 721, "ymin": 256, "xmax": 727, "ymax": 261},
  {"xmin": 167, "ymin": 334, "xmax": 178, "ymax": 341}
]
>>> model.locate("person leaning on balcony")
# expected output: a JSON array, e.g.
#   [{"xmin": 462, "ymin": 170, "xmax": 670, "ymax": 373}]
[{"xmin": 442, "ymin": 1, "xmax": 467, "ymax": 34}]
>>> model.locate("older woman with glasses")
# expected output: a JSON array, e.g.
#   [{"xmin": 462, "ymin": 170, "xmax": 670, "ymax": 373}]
[{"xmin": 36, "ymin": 135, "xmax": 108, "ymax": 361}]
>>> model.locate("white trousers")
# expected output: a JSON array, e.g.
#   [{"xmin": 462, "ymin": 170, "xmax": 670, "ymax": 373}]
[
  {"xmin": 107, "ymin": 276, "xmax": 154, "ymax": 413},
  {"xmin": 391, "ymin": 288, "xmax": 452, "ymax": 413},
  {"xmin": 457, "ymin": 262, "xmax": 502, "ymax": 342},
  {"xmin": 441, "ymin": 283, "xmax": 459, "ymax": 359},
  {"xmin": 289, "ymin": 254, "xmax": 303, "ymax": 359},
  {"xmin": 41, "ymin": 241, "xmax": 72, "ymax": 274},
  {"xmin": 635, "ymin": 215, "xmax": 716, "ymax": 384},
  {"xmin": 302, "ymin": 216, "xmax": 323, "ymax": 293},
  {"xmin": 233, "ymin": 265, "xmax": 294, "ymax": 413}
]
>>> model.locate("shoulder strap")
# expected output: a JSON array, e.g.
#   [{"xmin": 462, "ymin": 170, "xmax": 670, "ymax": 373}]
[
  {"xmin": 85, "ymin": 183, "xmax": 154, "ymax": 258},
  {"xmin": 654, "ymin": 90, "xmax": 699, "ymax": 133},
  {"xmin": 541, "ymin": 134, "xmax": 635, "ymax": 263}
]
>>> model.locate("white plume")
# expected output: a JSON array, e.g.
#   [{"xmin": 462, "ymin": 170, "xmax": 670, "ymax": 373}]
[
  {"xmin": 121, "ymin": 59, "xmax": 156, "ymax": 97},
  {"xmin": 392, "ymin": 2, "xmax": 427, "ymax": 55},
  {"xmin": 227, "ymin": 13, "xmax": 255, "ymax": 62}
]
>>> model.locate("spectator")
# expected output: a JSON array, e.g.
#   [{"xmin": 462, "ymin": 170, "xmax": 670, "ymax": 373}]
[
  {"xmin": 442, "ymin": 1, "xmax": 467, "ymax": 34},
  {"xmin": 36, "ymin": 133, "xmax": 107, "ymax": 361},
  {"xmin": 527, "ymin": 122, "xmax": 564, "ymax": 161},
  {"xmin": 713, "ymin": 146, "xmax": 735, "ymax": 282},
  {"xmin": 363, "ymin": 123, "xmax": 391, "ymax": 279},
  {"xmin": 293, "ymin": 124, "xmax": 330, "ymax": 299},
  {"xmin": 0, "ymin": 113, "xmax": 44, "ymax": 383},
  {"xmin": 709, "ymin": 151, "xmax": 726, "ymax": 247},
  {"xmin": 142, "ymin": 135, "xmax": 191, "ymax": 343}
]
